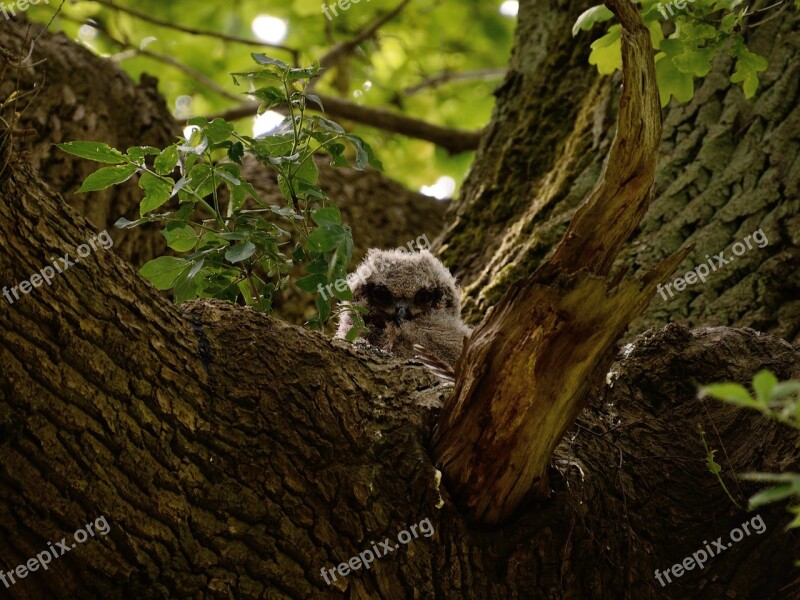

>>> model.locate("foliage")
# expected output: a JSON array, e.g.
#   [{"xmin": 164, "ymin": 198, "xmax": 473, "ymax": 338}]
[
  {"xmin": 32, "ymin": 0, "xmax": 515, "ymax": 195},
  {"xmin": 58, "ymin": 55, "xmax": 380, "ymax": 336},
  {"xmin": 574, "ymin": 0, "xmax": 773, "ymax": 106},
  {"xmin": 701, "ymin": 370, "xmax": 800, "ymax": 528},
  {"xmin": 698, "ymin": 427, "xmax": 743, "ymax": 509}
]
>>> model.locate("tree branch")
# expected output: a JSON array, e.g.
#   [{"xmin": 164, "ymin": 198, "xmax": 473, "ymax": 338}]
[
  {"xmin": 78, "ymin": 0, "xmax": 299, "ymax": 61},
  {"xmin": 431, "ymin": 0, "xmax": 684, "ymax": 524},
  {"xmin": 59, "ymin": 14, "xmax": 241, "ymax": 103},
  {"xmin": 316, "ymin": 0, "xmax": 412, "ymax": 71},
  {"xmin": 206, "ymin": 96, "xmax": 483, "ymax": 153},
  {"xmin": 403, "ymin": 68, "xmax": 507, "ymax": 95}
]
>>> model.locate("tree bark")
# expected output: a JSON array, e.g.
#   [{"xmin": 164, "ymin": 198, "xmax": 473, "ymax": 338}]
[
  {"xmin": 442, "ymin": 0, "xmax": 800, "ymax": 346},
  {"xmin": 431, "ymin": 0, "xmax": 687, "ymax": 524},
  {"xmin": 2, "ymin": 0, "xmax": 800, "ymax": 598},
  {"xmin": 1, "ymin": 141, "xmax": 799, "ymax": 599}
]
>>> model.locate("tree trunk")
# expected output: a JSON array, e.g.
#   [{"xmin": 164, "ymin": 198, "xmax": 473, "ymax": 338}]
[
  {"xmin": 1, "ymin": 143, "xmax": 799, "ymax": 599},
  {"xmin": 442, "ymin": 0, "xmax": 800, "ymax": 345},
  {"xmin": 2, "ymin": 0, "xmax": 800, "ymax": 598}
]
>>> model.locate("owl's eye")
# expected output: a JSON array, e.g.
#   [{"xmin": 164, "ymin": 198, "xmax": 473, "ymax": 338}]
[
  {"xmin": 367, "ymin": 284, "xmax": 394, "ymax": 309},
  {"xmin": 414, "ymin": 288, "xmax": 442, "ymax": 307}
]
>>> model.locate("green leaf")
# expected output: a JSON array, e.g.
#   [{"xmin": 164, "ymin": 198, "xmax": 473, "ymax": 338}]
[
  {"xmin": 296, "ymin": 273, "xmax": 327, "ymax": 292},
  {"xmin": 332, "ymin": 282, "xmax": 352, "ymax": 302},
  {"xmin": 730, "ymin": 42, "xmax": 768, "ymax": 98},
  {"xmin": 187, "ymin": 117, "xmax": 235, "ymax": 144},
  {"xmin": 140, "ymin": 256, "xmax": 191, "ymax": 290},
  {"xmin": 56, "ymin": 141, "xmax": 126, "ymax": 164},
  {"xmin": 228, "ymin": 142, "xmax": 244, "ymax": 164},
  {"xmin": 589, "ymin": 25, "xmax": 622, "ymax": 75},
  {"xmin": 126, "ymin": 146, "xmax": 160, "ymax": 162},
  {"xmin": 78, "ymin": 163, "xmax": 139, "ymax": 192},
  {"xmin": 154, "ymin": 146, "xmax": 180, "ymax": 175},
  {"xmin": 701, "ymin": 382, "xmax": 758, "ymax": 407},
  {"xmin": 163, "ymin": 224, "xmax": 197, "ymax": 252},
  {"xmin": 749, "ymin": 484, "xmax": 797, "ymax": 507},
  {"xmin": 308, "ymin": 226, "xmax": 345, "ymax": 252},
  {"xmin": 251, "ymin": 54, "xmax": 289, "ymax": 70},
  {"xmin": 672, "ymin": 46, "xmax": 716, "ymax": 77},
  {"xmin": 231, "ymin": 69, "xmax": 284, "ymax": 85},
  {"xmin": 187, "ymin": 257, "xmax": 205, "ymax": 280},
  {"xmin": 253, "ymin": 86, "xmax": 287, "ymax": 112},
  {"xmin": 572, "ymin": 5, "xmax": 614, "ymax": 37},
  {"xmin": 287, "ymin": 63, "xmax": 320, "ymax": 81},
  {"xmin": 705, "ymin": 448, "xmax": 721, "ymax": 475},
  {"xmin": 115, "ymin": 216, "xmax": 141, "ymax": 229},
  {"xmin": 293, "ymin": 157, "xmax": 319, "ymax": 185},
  {"xmin": 752, "ymin": 370, "xmax": 778, "ymax": 405},
  {"xmin": 139, "ymin": 171, "xmax": 174, "ymax": 215},
  {"xmin": 771, "ymin": 381, "xmax": 800, "ymax": 400},
  {"xmin": 225, "ymin": 242, "xmax": 257, "ymax": 263},
  {"xmin": 316, "ymin": 292, "xmax": 331, "ymax": 322},
  {"xmin": 742, "ymin": 472, "xmax": 800, "ymax": 483},
  {"xmin": 252, "ymin": 134, "xmax": 295, "ymax": 157},
  {"xmin": 655, "ymin": 53, "xmax": 695, "ymax": 107},
  {"xmin": 325, "ymin": 143, "xmax": 349, "ymax": 167},
  {"xmin": 312, "ymin": 206, "xmax": 342, "ymax": 226},
  {"xmin": 187, "ymin": 164, "xmax": 217, "ymax": 198},
  {"xmin": 315, "ymin": 116, "xmax": 345, "ymax": 134},
  {"xmin": 173, "ymin": 270, "xmax": 198, "ymax": 303}
]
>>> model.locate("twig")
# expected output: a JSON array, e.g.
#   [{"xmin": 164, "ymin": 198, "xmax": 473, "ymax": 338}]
[
  {"xmin": 745, "ymin": 0, "xmax": 791, "ymax": 28},
  {"xmin": 77, "ymin": 0, "xmax": 299, "ymax": 61},
  {"xmin": 316, "ymin": 0, "xmax": 412, "ymax": 71},
  {"xmin": 206, "ymin": 96, "xmax": 483, "ymax": 153},
  {"xmin": 63, "ymin": 15, "xmax": 241, "ymax": 102},
  {"xmin": 403, "ymin": 68, "xmax": 507, "ymax": 95}
]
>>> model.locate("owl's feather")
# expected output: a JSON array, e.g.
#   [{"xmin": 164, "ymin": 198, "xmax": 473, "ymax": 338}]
[{"xmin": 336, "ymin": 248, "xmax": 471, "ymax": 367}]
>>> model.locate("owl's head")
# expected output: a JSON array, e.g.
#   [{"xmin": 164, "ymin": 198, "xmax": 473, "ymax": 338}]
[{"xmin": 347, "ymin": 248, "xmax": 462, "ymax": 327}]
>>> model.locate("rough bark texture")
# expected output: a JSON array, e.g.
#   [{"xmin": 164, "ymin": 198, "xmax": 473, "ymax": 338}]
[
  {"xmin": 1, "ymin": 0, "xmax": 800, "ymax": 598},
  {"xmin": 2, "ymin": 141, "xmax": 800, "ymax": 599},
  {"xmin": 442, "ymin": 0, "xmax": 800, "ymax": 346},
  {"xmin": 432, "ymin": 0, "xmax": 688, "ymax": 524}
]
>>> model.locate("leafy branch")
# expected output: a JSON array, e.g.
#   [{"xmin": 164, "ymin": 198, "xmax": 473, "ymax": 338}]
[
  {"xmin": 701, "ymin": 370, "xmax": 800, "ymax": 527},
  {"xmin": 57, "ymin": 54, "xmax": 382, "ymax": 336},
  {"xmin": 573, "ymin": 0, "xmax": 773, "ymax": 105}
]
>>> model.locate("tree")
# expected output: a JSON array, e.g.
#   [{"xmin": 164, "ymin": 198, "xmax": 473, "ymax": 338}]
[{"xmin": 1, "ymin": 0, "xmax": 799, "ymax": 599}]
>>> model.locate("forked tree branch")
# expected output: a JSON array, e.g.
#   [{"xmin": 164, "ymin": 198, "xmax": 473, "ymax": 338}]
[{"xmin": 431, "ymin": 0, "xmax": 688, "ymax": 524}]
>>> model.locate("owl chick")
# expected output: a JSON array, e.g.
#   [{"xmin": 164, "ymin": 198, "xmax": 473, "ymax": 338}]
[{"xmin": 336, "ymin": 248, "xmax": 471, "ymax": 366}]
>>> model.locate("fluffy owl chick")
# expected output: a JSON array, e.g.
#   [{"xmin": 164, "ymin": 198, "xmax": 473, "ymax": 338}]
[{"xmin": 336, "ymin": 248, "xmax": 471, "ymax": 366}]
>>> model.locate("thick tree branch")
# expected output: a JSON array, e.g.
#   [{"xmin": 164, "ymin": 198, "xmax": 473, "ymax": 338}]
[
  {"xmin": 207, "ymin": 96, "xmax": 483, "ymax": 153},
  {"xmin": 431, "ymin": 0, "xmax": 684, "ymax": 524},
  {"xmin": 2, "ymin": 133, "xmax": 799, "ymax": 598}
]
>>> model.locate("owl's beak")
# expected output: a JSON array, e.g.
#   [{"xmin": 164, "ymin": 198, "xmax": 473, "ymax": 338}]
[{"xmin": 395, "ymin": 301, "xmax": 411, "ymax": 322}]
